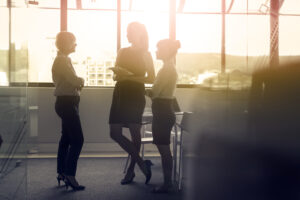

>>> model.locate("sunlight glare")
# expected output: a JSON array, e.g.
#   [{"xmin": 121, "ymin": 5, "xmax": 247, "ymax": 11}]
[
  {"xmin": 0, "ymin": 72, "xmax": 8, "ymax": 86},
  {"xmin": 197, "ymin": 71, "xmax": 218, "ymax": 84}
]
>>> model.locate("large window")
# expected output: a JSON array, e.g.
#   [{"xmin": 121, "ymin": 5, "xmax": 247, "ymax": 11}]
[
  {"xmin": 68, "ymin": 10, "xmax": 117, "ymax": 86},
  {"xmin": 11, "ymin": 7, "xmax": 58, "ymax": 83},
  {"xmin": 177, "ymin": 0, "xmax": 300, "ymax": 89},
  {"xmin": 1, "ymin": 0, "xmax": 300, "ymax": 87},
  {"xmin": 176, "ymin": 14, "xmax": 222, "ymax": 85},
  {"xmin": 223, "ymin": 14, "xmax": 270, "ymax": 90}
]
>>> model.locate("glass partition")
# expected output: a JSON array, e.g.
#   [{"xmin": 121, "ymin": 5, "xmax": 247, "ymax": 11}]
[
  {"xmin": 0, "ymin": 7, "xmax": 9, "ymax": 86},
  {"xmin": 0, "ymin": 1, "xmax": 28, "ymax": 199}
]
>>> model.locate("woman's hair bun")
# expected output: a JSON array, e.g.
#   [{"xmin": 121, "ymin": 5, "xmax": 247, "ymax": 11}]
[{"xmin": 157, "ymin": 39, "xmax": 181, "ymax": 58}]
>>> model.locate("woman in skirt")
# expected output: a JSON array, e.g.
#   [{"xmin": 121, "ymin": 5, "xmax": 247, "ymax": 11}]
[
  {"xmin": 146, "ymin": 39, "xmax": 181, "ymax": 193},
  {"xmin": 109, "ymin": 22, "xmax": 155, "ymax": 185}
]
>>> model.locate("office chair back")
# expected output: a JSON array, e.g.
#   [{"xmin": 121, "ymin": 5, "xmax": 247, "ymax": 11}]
[{"xmin": 180, "ymin": 112, "xmax": 193, "ymax": 133}]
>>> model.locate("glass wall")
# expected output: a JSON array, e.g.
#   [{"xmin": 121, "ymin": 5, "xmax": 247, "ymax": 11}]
[
  {"xmin": 0, "ymin": 1, "xmax": 28, "ymax": 200},
  {"xmin": 0, "ymin": 5, "xmax": 9, "ymax": 86}
]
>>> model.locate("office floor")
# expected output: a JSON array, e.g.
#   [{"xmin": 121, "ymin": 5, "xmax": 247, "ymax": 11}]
[{"xmin": 2, "ymin": 157, "xmax": 184, "ymax": 200}]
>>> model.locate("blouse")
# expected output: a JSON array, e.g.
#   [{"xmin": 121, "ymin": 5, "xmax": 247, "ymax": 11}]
[
  {"xmin": 151, "ymin": 61, "xmax": 178, "ymax": 99},
  {"xmin": 52, "ymin": 52, "xmax": 83, "ymax": 96}
]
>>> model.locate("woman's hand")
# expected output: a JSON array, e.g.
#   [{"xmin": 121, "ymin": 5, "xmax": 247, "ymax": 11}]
[
  {"xmin": 114, "ymin": 74, "xmax": 134, "ymax": 82},
  {"xmin": 80, "ymin": 77, "xmax": 85, "ymax": 86},
  {"xmin": 114, "ymin": 74, "xmax": 124, "ymax": 81},
  {"xmin": 143, "ymin": 52, "xmax": 155, "ymax": 84},
  {"xmin": 109, "ymin": 67, "xmax": 133, "ymax": 76},
  {"xmin": 77, "ymin": 77, "xmax": 85, "ymax": 90}
]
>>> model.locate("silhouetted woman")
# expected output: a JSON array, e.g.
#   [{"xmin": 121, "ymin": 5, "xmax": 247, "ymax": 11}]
[
  {"xmin": 109, "ymin": 22, "xmax": 155, "ymax": 185},
  {"xmin": 52, "ymin": 31, "xmax": 85, "ymax": 191},
  {"xmin": 146, "ymin": 39, "xmax": 180, "ymax": 193}
]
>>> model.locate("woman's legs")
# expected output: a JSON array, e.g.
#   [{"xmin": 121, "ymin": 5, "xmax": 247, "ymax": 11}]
[
  {"xmin": 156, "ymin": 144, "xmax": 173, "ymax": 186},
  {"xmin": 61, "ymin": 113, "xmax": 85, "ymax": 189},
  {"xmin": 110, "ymin": 124, "xmax": 148, "ymax": 175},
  {"xmin": 126, "ymin": 124, "xmax": 142, "ymax": 173},
  {"xmin": 56, "ymin": 97, "xmax": 84, "ymax": 177},
  {"xmin": 57, "ymin": 120, "xmax": 70, "ymax": 175},
  {"xmin": 64, "ymin": 114, "xmax": 84, "ymax": 176}
]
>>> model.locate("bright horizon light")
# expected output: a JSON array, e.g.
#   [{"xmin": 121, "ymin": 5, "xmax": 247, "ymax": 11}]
[
  {"xmin": 0, "ymin": 1, "xmax": 300, "ymax": 55},
  {"xmin": 0, "ymin": 0, "xmax": 300, "ymax": 83}
]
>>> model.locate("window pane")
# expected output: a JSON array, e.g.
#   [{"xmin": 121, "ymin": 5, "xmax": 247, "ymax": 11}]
[
  {"xmin": 176, "ymin": 14, "xmax": 221, "ymax": 85},
  {"xmin": 130, "ymin": 0, "xmax": 169, "ymax": 12},
  {"xmin": 10, "ymin": 0, "xmax": 26, "ymax": 7},
  {"xmin": 0, "ymin": 7, "xmax": 9, "ymax": 86},
  {"xmin": 13, "ymin": 8, "xmax": 60, "ymax": 82},
  {"xmin": 37, "ymin": 0, "xmax": 60, "ymax": 8},
  {"xmin": 69, "ymin": 10, "xmax": 117, "ymax": 86},
  {"xmin": 226, "ymin": 15, "xmax": 270, "ymax": 63},
  {"xmin": 183, "ymin": 0, "xmax": 221, "ymax": 12},
  {"xmin": 68, "ymin": 0, "xmax": 116, "ymax": 9},
  {"xmin": 228, "ymin": 0, "xmax": 300, "ymax": 14},
  {"xmin": 0, "ymin": 0, "xmax": 6, "ymax": 7},
  {"xmin": 245, "ymin": 15, "xmax": 279, "ymax": 71},
  {"xmin": 225, "ymin": 14, "xmax": 269, "ymax": 89},
  {"xmin": 7, "ymin": 0, "xmax": 60, "ymax": 8},
  {"xmin": 11, "ymin": 8, "xmax": 30, "ymax": 83},
  {"xmin": 279, "ymin": 16, "xmax": 300, "ymax": 63},
  {"xmin": 229, "ymin": 0, "xmax": 265, "ymax": 13},
  {"xmin": 279, "ymin": 0, "xmax": 300, "ymax": 14},
  {"xmin": 82, "ymin": 0, "xmax": 116, "ymax": 9}
]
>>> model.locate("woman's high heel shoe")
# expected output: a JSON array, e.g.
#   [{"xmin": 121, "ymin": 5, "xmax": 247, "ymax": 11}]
[
  {"xmin": 144, "ymin": 160, "xmax": 153, "ymax": 184},
  {"xmin": 121, "ymin": 172, "xmax": 135, "ymax": 185},
  {"xmin": 56, "ymin": 174, "xmax": 65, "ymax": 186},
  {"xmin": 65, "ymin": 176, "xmax": 85, "ymax": 191}
]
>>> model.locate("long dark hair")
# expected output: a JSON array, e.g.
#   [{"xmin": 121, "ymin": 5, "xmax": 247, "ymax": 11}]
[{"xmin": 127, "ymin": 22, "xmax": 149, "ymax": 51}]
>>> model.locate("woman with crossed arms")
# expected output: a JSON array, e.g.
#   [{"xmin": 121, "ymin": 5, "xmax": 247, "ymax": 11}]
[
  {"xmin": 146, "ymin": 39, "xmax": 181, "ymax": 193},
  {"xmin": 52, "ymin": 31, "xmax": 85, "ymax": 191}
]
